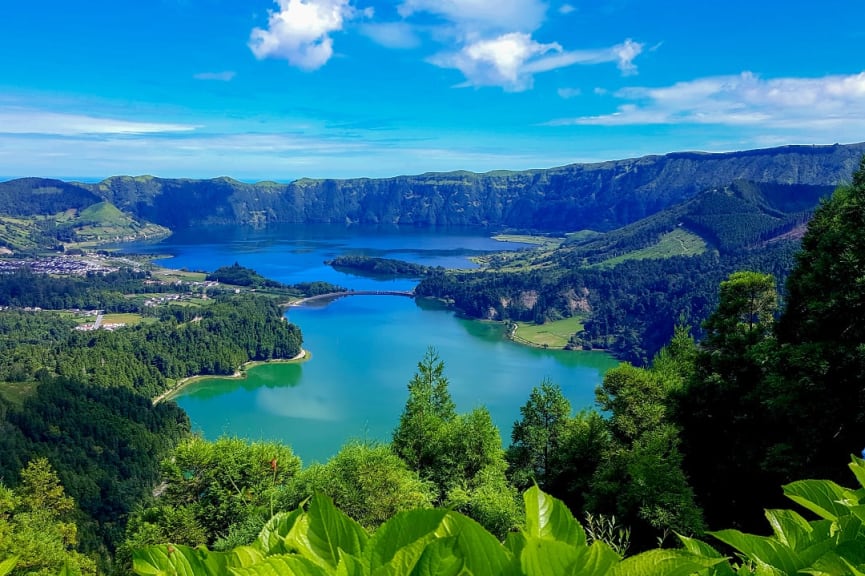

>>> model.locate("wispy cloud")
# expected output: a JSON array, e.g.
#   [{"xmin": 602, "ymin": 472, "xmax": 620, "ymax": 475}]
[
  {"xmin": 430, "ymin": 33, "xmax": 563, "ymax": 91},
  {"xmin": 398, "ymin": 0, "xmax": 547, "ymax": 36},
  {"xmin": 193, "ymin": 71, "xmax": 236, "ymax": 81},
  {"xmin": 246, "ymin": 0, "xmax": 643, "ymax": 90},
  {"xmin": 550, "ymin": 72, "xmax": 865, "ymax": 134},
  {"xmin": 400, "ymin": 0, "xmax": 643, "ymax": 90},
  {"xmin": 0, "ymin": 108, "xmax": 197, "ymax": 136},
  {"xmin": 522, "ymin": 39, "xmax": 642, "ymax": 75},
  {"xmin": 0, "ymin": 129, "xmax": 576, "ymax": 180},
  {"xmin": 249, "ymin": 0, "xmax": 371, "ymax": 70},
  {"xmin": 359, "ymin": 21, "xmax": 420, "ymax": 49}
]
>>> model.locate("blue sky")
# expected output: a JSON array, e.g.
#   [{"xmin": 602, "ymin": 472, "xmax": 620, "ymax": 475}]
[{"xmin": 1, "ymin": 0, "xmax": 863, "ymax": 180}]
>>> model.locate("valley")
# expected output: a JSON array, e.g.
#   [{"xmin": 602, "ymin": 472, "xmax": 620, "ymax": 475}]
[{"xmin": 2, "ymin": 146, "xmax": 865, "ymax": 574}]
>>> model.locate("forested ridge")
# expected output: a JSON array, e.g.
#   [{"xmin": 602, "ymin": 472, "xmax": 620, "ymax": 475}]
[
  {"xmin": 415, "ymin": 178, "xmax": 824, "ymax": 363},
  {"xmin": 2, "ymin": 156, "xmax": 865, "ymax": 574},
  {"xmin": 0, "ymin": 144, "xmax": 861, "ymax": 243},
  {"xmin": 85, "ymin": 143, "xmax": 865, "ymax": 231}
]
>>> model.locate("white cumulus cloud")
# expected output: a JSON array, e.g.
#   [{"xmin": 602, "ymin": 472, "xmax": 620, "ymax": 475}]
[
  {"xmin": 246, "ymin": 0, "xmax": 645, "ymax": 91},
  {"xmin": 249, "ymin": 0, "xmax": 362, "ymax": 70},
  {"xmin": 613, "ymin": 38, "xmax": 642, "ymax": 75},
  {"xmin": 398, "ymin": 0, "xmax": 643, "ymax": 91},
  {"xmin": 548, "ymin": 71, "xmax": 865, "ymax": 143},
  {"xmin": 432, "ymin": 33, "xmax": 563, "ymax": 91}
]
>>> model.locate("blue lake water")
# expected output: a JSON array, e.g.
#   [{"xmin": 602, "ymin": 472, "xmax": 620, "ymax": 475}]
[{"xmin": 120, "ymin": 224, "xmax": 618, "ymax": 463}]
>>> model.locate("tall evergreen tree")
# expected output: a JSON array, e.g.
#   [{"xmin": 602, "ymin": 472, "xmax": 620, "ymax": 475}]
[
  {"xmin": 392, "ymin": 349, "xmax": 521, "ymax": 535},
  {"xmin": 507, "ymin": 379, "xmax": 572, "ymax": 491},
  {"xmin": 674, "ymin": 271, "xmax": 779, "ymax": 530},
  {"xmin": 392, "ymin": 347, "xmax": 456, "ymax": 476},
  {"xmin": 772, "ymin": 155, "xmax": 865, "ymax": 483}
]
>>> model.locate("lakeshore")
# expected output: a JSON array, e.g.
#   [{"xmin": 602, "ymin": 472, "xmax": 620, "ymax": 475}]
[
  {"xmin": 151, "ymin": 348, "xmax": 309, "ymax": 405},
  {"xmin": 113, "ymin": 224, "xmax": 616, "ymax": 463}
]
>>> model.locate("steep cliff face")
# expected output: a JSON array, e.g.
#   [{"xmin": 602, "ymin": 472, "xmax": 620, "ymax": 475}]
[{"xmin": 60, "ymin": 142, "xmax": 865, "ymax": 231}]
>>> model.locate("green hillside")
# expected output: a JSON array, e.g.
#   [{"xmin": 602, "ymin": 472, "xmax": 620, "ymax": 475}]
[
  {"xmin": 0, "ymin": 199, "xmax": 169, "ymax": 253},
  {"xmin": 593, "ymin": 228, "xmax": 707, "ymax": 268},
  {"xmin": 47, "ymin": 142, "xmax": 865, "ymax": 231},
  {"xmin": 415, "ymin": 180, "xmax": 829, "ymax": 362}
]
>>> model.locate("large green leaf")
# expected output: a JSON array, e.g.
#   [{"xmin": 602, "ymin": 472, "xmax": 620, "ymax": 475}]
[
  {"xmin": 519, "ymin": 539, "xmax": 580, "ymax": 576},
  {"xmin": 366, "ymin": 509, "xmax": 449, "ymax": 573},
  {"xmin": 570, "ymin": 542, "xmax": 622, "ymax": 576},
  {"xmin": 749, "ymin": 559, "xmax": 785, "ymax": 576},
  {"xmin": 201, "ymin": 546, "xmax": 266, "ymax": 574},
  {"xmin": 336, "ymin": 552, "xmax": 368, "ymax": 576},
  {"xmin": 256, "ymin": 509, "xmax": 304, "ymax": 555},
  {"xmin": 784, "ymin": 479, "xmax": 857, "ymax": 520},
  {"xmin": 764, "ymin": 508, "xmax": 813, "ymax": 549},
  {"xmin": 228, "ymin": 555, "xmax": 330, "ymax": 576},
  {"xmin": 608, "ymin": 549, "xmax": 726, "ymax": 576},
  {"xmin": 676, "ymin": 534, "xmax": 724, "ymax": 558},
  {"xmin": 523, "ymin": 486, "xmax": 586, "ymax": 547},
  {"xmin": 133, "ymin": 544, "xmax": 214, "ymax": 576},
  {"xmin": 409, "ymin": 537, "xmax": 465, "ymax": 576},
  {"xmin": 436, "ymin": 512, "xmax": 513, "ymax": 576},
  {"xmin": 711, "ymin": 530, "xmax": 800, "ymax": 574},
  {"xmin": 287, "ymin": 494, "xmax": 369, "ymax": 570},
  {"xmin": 134, "ymin": 543, "xmax": 265, "ymax": 575},
  {"xmin": 811, "ymin": 540, "xmax": 865, "ymax": 576},
  {"xmin": 675, "ymin": 535, "xmax": 738, "ymax": 576},
  {"xmin": 849, "ymin": 503, "xmax": 865, "ymax": 524},
  {"xmin": 0, "ymin": 557, "xmax": 18, "ymax": 576},
  {"xmin": 835, "ymin": 514, "xmax": 865, "ymax": 546},
  {"xmin": 503, "ymin": 532, "xmax": 526, "ymax": 559},
  {"xmin": 849, "ymin": 456, "xmax": 865, "ymax": 491}
]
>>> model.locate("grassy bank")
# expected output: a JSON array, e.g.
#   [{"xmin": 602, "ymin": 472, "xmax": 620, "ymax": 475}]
[{"xmin": 509, "ymin": 316, "xmax": 584, "ymax": 349}]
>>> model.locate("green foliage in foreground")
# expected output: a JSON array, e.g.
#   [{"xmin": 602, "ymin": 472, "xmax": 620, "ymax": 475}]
[
  {"xmin": 130, "ymin": 487, "xmax": 708, "ymax": 576},
  {"xmin": 128, "ymin": 455, "xmax": 865, "ymax": 575}
]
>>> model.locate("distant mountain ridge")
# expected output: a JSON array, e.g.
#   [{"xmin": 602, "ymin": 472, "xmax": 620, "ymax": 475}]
[
  {"xmin": 557, "ymin": 179, "xmax": 834, "ymax": 266},
  {"xmin": 2, "ymin": 143, "xmax": 864, "ymax": 236}
]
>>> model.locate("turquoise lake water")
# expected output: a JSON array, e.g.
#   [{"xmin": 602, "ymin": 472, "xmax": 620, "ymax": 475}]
[{"xmin": 120, "ymin": 224, "xmax": 619, "ymax": 463}]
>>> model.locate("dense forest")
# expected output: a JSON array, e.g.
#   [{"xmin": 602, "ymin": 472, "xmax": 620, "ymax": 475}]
[
  {"xmin": 0, "ymin": 269, "xmax": 306, "ymax": 573},
  {"xmin": 327, "ymin": 255, "xmax": 434, "ymax": 278},
  {"xmin": 121, "ymin": 159, "xmax": 865, "ymax": 575},
  {"xmin": 415, "ymin": 178, "xmax": 821, "ymax": 363},
  {"xmin": 1, "ymin": 157, "xmax": 864, "ymax": 574}
]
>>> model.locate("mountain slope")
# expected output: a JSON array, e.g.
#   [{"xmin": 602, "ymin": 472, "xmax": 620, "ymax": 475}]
[
  {"xmin": 84, "ymin": 142, "xmax": 865, "ymax": 232},
  {"xmin": 0, "ymin": 178, "xmax": 169, "ymax": 252},
  {"xmin": 555, "ymin": 180, "xmax": 833, "ymax": 266}
]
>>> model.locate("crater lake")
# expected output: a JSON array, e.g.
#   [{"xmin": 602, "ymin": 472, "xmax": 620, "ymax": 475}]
[{"xmin": 120, "ymin": 224, "xmax": 619, "ymax": 463}]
